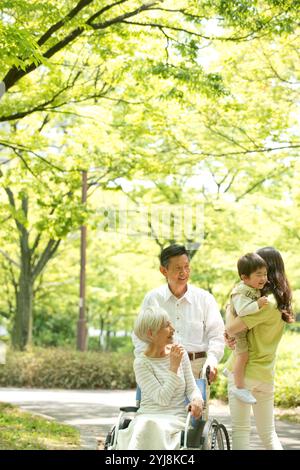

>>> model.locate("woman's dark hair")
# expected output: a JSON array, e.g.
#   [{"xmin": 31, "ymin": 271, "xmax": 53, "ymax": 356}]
[
  {"xmin": 160, "ymin": 244, "xmax": 189, "ymax": 268},
  {"xmin": 257, "ymin": 246, "xmax": 294, "ymax": 323}
]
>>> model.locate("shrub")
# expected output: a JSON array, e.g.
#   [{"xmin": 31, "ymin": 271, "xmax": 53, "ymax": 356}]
[
  {"xmin": 286, "ymin": 322, "xmax": 300, "ymax": 333},
  {"xmin": 0, "ymin": 348, "xmax": 136, "ymax": 389},
  {"xmin": 210, "ymin": 374, "xmax": 228, "ymax": 401},
  {"xmin": 88, "ymin": 335, "xmax": 134, "ymax": 353},
  {"xmin": 0, "ymin": 331, "xmax": 298, "ymax": 408},
  {"xmin": 212, "ymin": 330, "xmax": 300, "ymax": 407},
  {"xmin": 109, "ymin": 336, "xmax": 134, "ymax": 353},
  {"xmin": 273, "ymin": 331, "xmax": 300, "ymax": 407}
]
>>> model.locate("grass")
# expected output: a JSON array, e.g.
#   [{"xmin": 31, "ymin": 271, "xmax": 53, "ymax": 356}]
[
  {"xmin": 211, "ymin": 330, "xmax": 300, "ymax": 412},
  {"xmin": 273, "ymin": 330, "xmax": 300, "ymax": 407},
  {"xmin": 0, "ymin": 402, "xmax": 80, "ymax": 450}
]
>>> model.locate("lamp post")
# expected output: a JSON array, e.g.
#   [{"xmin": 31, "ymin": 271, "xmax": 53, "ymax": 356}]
[{"xmin": 77, "ymin": 170, "xmax": 88, "ymax": 351}]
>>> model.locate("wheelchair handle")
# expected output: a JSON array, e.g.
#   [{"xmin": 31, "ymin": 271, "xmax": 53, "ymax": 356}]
[
  {"xmin": 201, "ymin": 364, "xmax": 211, "ymax": 385},
  {"xmin": 183, "ymin": 412, "xmax": 192, "ymax": 449}
]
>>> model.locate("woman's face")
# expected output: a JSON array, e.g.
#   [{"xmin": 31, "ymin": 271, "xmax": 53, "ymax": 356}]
[{"xmin": 152, "ymin": 320, "xmax": 175, "ymax": 347}]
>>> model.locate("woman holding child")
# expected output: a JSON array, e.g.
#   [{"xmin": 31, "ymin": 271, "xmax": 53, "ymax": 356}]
[{"xmin": 226, "ymin": 246, "xmax": 294, "ymax": 450}]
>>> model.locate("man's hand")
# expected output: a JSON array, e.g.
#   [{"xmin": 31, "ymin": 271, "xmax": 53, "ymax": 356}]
[
  {"xmin": 208, "ymin": 366, "xmax": 218, "ymax": 383},
  {"xmin": 224, "ymin": 330, "xmax": 236, "ymax": 350},
  {"xmin": 203, "ymin": 361, "xmax": 218, "ymax": 383}
]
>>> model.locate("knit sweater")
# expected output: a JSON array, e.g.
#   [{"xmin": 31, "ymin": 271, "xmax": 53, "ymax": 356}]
[{"xmin": 134, "ymin": 350, "xmax": 202, "ymax": 418}]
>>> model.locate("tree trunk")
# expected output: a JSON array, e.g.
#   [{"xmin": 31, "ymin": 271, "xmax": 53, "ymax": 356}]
[
  {"xmin": 105, "ymin": 325, "xmax": 111, "ymax": 351},
  {"xmin": 13, "ymin": 249, "xmax": 33, "ymax": 350},
  {"xmin": 4, "ymin": 189, "xmax": 62, "ymax": 350}
]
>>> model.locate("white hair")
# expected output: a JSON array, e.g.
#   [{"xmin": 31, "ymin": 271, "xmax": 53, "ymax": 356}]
[{"xmin": 134, "ymin": 306, "xmax": 170, "ymax": 343}]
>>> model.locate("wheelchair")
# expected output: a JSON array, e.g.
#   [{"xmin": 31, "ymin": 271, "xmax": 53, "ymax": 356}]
[{"xmin": 104, "ymin": 367, "xmax": 230, "ymax": 451}]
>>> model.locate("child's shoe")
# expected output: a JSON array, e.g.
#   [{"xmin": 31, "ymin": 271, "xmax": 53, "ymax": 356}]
[{"xmin": 232, "ymin": 387, "xmax": 256, "ymax": 404}]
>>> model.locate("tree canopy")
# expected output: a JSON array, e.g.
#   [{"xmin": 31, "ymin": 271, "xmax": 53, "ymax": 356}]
[{"xmin": 0, "ymin": 0, "xmax": 299, "ymax": 349}]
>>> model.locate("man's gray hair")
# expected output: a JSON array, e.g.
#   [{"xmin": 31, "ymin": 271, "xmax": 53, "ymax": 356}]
[{"xmin": 134, "ymin": 306, "xmax": 170, "ymax": 343}]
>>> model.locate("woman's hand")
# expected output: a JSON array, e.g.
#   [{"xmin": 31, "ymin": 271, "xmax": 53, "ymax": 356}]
[
  {"xmin": 189, "ymin": 398, "xmax": 204, "ymax": 419},
  {"xmin": 224, "ymin": 330, "xmax": 236, "ymax": 350},
  {"xmin": 169, "ymin": 344, "xmax": 184, "ymax": 373}
]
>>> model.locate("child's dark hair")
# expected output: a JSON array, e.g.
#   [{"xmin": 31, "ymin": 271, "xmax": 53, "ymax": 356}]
[
  {"xmin": 257, "ymin": 247, "xmax": 294, "ymax": 324},
  {"xmin": 237, "ymin": 253, "xmax": 267, "ymax": 278}
]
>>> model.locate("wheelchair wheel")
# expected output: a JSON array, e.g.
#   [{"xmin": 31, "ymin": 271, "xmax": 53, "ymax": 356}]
[
  {"xmin": 202, "ymin": 419, "xmax": 230, "ymax": 450},
  {"xmin": 217, "ymin": 423, "xmax": 231, "ymax": 450},
  {"xmin": 104, "ymin": 427, "xmax": 115, "ymax": 450},
  {"xmin": 103, "ymin": 417, "xmax": 132, "ymax": 450}
]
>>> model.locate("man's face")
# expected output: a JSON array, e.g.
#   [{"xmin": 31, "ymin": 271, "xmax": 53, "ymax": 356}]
[
  {"xmin": 160, "ymin": 254, "xmax": 190, "ymax": 289},
  {"xmin": 242, "ymin": 267, "xmax": 268, "ymax": 290}
]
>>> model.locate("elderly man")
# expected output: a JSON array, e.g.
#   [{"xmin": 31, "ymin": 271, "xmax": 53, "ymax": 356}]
[{"xmin": 132, "ymin": 244, "xmax": 225, "ymax": 382}]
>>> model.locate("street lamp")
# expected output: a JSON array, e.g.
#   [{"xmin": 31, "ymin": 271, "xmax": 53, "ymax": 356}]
[{"xmin": 77, "ymin": 170, "xmax": 88, "ymax": 351}]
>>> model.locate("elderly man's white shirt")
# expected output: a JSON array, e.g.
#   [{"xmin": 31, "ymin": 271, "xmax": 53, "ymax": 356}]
[{"xmin": 132, "ymin": 284, "xmax": 225, "ymax": 367}]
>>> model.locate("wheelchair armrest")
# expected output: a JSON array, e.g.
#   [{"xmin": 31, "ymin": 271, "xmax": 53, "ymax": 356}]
[{"xmin": 119, "ymin": 406, "xmax": 139, "ymax": 412}]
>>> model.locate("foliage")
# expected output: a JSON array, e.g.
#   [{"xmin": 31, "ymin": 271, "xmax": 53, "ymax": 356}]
[
  {"xmin": 0, "ymin": 331, "xmax": 299, "ymax": 409},
  {"xmin": 274, "ymin": 331, "xmax": 300, "ymax": 407},
  {"xmin": 211, "ymin": 331, "xmax": 300, "ymax": 408},
  {"xmin": 0, "ymin": 0, "xmax": 300, "ymax": 350},
  {"xmin": 33, "ymin": 308, "xmax": 77, "ymax": 347},
  {"xmin": 88, "ymin": 335, "xmax": 134, "ymax": 353},
  {"xmin": 286, "ymin": 322, "xmax": 300, "ymax": 333},
  {"xmin": 0, "ymin": 348, "xmax": 136, "ymax": 389},
  {"xmin": 0, "ymin": 402, "xmax": 80, "ymax": 450}
]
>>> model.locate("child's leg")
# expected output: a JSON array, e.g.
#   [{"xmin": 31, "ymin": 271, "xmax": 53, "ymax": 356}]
[
  {"xmin": 233, "ymin": 351, "xmax": 248, "ymax": 389},
  {"xmin": 232, "ymin": 334, "xmax": 256, "ymax": 404}
]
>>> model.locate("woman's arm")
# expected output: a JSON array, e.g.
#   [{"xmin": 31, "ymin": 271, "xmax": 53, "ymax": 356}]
[
  {"xmin": 226, "ymin": 307, "xmax": 248, "ymax": 336},
  {"xmin": 134, "ymin": 358, "xmax": 182, "ymax": 407}
]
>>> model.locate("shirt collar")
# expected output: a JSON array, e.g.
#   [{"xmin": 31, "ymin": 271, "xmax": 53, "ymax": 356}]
[{"xmin": 164, "ymin": 283, "xmax": 193, "ymax": 304}]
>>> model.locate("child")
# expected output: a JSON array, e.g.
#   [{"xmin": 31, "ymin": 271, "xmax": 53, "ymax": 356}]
[{"xmin": 226, "ymin": 253, "xmax": 269, "ymax": 404}]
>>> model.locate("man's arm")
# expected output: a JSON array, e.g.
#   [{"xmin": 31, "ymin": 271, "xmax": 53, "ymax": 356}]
[{"xmin": 204, "ymin": 294, "xmax": 225, "ymax": 381}]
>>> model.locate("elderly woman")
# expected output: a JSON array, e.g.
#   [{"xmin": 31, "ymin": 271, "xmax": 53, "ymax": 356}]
[{"xmin": 117, "ymin": 306, "xmax": 204, "ymax": 450}]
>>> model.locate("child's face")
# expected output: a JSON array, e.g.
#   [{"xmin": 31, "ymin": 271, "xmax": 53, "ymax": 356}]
[{"xmin": 242, "ymin": 267, "xmax": 268, "ymax": 290}]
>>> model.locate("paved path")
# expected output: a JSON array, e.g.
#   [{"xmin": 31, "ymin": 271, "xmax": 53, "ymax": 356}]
[{"xmin": 0, "ymin": 388, "xmax": 299, "ymax": 450}]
